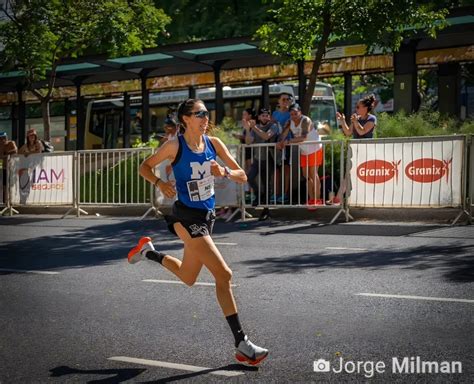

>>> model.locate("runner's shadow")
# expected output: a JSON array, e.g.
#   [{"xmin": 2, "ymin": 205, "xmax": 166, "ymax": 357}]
[
  {"xmin": 50, "ymin": 365, "xmax": 147, "ymax": 383},
  {"xmin": 139, "ymin": 363, "xmax": 257, "ymax": 383}
]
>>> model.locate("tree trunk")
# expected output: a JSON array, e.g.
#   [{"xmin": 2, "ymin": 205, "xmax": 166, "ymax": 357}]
[
  {"xmin": 301, "ymin": 6, "xmax": 332, "ymax": 116},
  {"xmin": 41, "ymin": 98, "xmax": 51, "ymax": 141}
]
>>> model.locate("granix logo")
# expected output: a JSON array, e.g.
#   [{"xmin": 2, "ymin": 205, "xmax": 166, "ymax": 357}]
[
  {"xmin": 405, "ymin": 158, "xmax": 452, "ymax": 183},
  {"xmin": 357, "ymin": 160, "xmax": 401, "ymax": 184}
]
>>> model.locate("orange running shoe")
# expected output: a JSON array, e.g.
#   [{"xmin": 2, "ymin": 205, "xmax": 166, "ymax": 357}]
[{"xmin": 128, "ymin": 236, "xmax": 154, "ymax": 264}]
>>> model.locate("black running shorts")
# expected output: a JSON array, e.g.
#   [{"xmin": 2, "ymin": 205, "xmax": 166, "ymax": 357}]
[{"xmin": 165, "ymin": 200, "xmax": 216, "ymax": 238}]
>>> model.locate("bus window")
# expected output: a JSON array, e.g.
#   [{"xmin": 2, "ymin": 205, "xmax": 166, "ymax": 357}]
[{"xmin": 309, "ymin": 99, "xmax": 337, "ymax": 129}]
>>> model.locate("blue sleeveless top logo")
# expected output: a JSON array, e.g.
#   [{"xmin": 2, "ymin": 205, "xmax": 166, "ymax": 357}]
[{"xmin": 172, "ymin": 135, "xmax": 217, "ymax": 211}]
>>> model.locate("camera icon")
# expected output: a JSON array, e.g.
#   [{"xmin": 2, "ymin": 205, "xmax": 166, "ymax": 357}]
[{"xmin": 313, "ymin": 359, "xmax": 331, "ymax": 372}]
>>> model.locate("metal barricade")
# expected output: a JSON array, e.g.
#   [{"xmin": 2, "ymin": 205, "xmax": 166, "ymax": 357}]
[
  {"xmin": 240, "ymin": 140, "xmax": 348, "ymax": 223},
  {"xmin": 76, "ymin": 148, "xmax": 154, "ymax": 215},
  {"xmin": 348, "ymin": 136, "xmax": 465, "ymax": 208},
  {"xmin": 469, "ymin": 135, "xmax": 474, "ymax": 217},
  {"xmin": 0, "ymin": 158, "xmax": 4, "ymax": 207}
]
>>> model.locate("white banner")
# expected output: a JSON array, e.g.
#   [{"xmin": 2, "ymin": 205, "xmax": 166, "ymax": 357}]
[
  {"xmin": 349, "ymin": 139, "xmax": 464, "ymax": 207},
  {"xmin": 10, "ymin": 154, "xmax": 74, "ymax": 205}
]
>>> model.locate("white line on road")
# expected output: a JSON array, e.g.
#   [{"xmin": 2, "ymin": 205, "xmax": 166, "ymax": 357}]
[
  {"xmin": 143, "ymin": 279, "xmax": 237, "ymax": 287},
  {"xmin": 108, "ymin": 356, "xmax": 244, "ymax": 377},
  {"xmin": 356, "ymin": 293, "xmax": 474, "ymax": 304},
  {"xmin": 0, "ymin": 268, "xmax": 59, "ymax": 275},
  {"xmin": 162, "ymin": 240, "xmax": 237, "ymax": 246},
  {"xmin": 326, "ymin": 247, "xmax": 367, "ymax": 251}
]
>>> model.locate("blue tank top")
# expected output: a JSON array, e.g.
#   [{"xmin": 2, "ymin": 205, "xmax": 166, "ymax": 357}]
[{"xmin": 172, "ymin": 134, "xmax": 217, "ymax": 211}]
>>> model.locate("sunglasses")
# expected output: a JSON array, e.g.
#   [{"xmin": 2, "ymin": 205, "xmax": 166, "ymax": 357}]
[{"xmin": 190, "ymin": 110, "xmax": 210, "ymax": 118}]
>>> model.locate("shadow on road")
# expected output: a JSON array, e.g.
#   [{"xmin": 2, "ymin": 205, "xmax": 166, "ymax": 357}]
[
  {"xmin": 240, "ymin": 243, "xmax": 474, "ymax": 283},
  {"xmin": 0, "ymin": 218, "xmax": 185, "ymax": 273},
  {"xmin": 1, "ymin": 217, "xmax": 472, "ymax": 283},
  {"xmin": 50, "ymin": 365, "xmax": 147, "ymax": 383},
  {"xmin": 49, "ymin": 363, "xmax": 255, "ymax": 383}
]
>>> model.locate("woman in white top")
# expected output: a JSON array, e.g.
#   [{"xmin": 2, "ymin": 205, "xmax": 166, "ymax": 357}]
[{"xmin": 278, "ymin": 104, "xmax": 323, "ymax": 207}]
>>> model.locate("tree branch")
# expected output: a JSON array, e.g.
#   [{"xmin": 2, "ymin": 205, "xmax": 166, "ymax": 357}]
[
  {"xmin": 302, "ymin": 1, "xmax": 332, "ymax": 114},
  {"xmin": 0, "ymin": 5, "xmax": 22, "ymax": 28}
]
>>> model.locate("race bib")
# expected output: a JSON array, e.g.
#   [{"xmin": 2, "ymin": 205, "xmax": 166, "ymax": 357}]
[{"xmin": 187, "ymin": 175, "xmax": 214, "ymax": 201}]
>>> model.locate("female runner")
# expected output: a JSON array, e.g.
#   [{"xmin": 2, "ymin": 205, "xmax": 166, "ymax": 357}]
[{"xmin": 128, "ymin": 99, "xmax": 269, "ymax": 365}]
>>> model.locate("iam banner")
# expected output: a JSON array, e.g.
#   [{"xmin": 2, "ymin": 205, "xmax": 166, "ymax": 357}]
[
  {"xmin": 349, "ymin": 138, "xmax": 464, "ymax": 207},
  {"xmin": 10, "ymin": 153, "xmax": 74, "ymax": 205}
]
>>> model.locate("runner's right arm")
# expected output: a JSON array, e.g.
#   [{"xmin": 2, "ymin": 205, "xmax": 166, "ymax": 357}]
[{"xmin": 140, "ymin": 139, "xmax": 179, "ymax": 198}]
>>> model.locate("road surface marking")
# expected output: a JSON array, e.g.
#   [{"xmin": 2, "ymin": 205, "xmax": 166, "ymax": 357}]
[
  {"xmin": 143, "ymin": 279, "xmax": 237, "ymax": 287},
  {"xmin": 162, "ymin": 240, "xmax": 237, "ymax": 246},
  {"xmin": 326, "ymin": 247, "xmax": 367, "ymax": 251},
  {"xmin": 0, "ymin": 268, "xmax": 59, "ymax": 275},
  {"xmin": 108, "ymin": 356, "xmax": 244, "ymax": 377},
  {"xmin": 356, "ymin": 293, "xmax": 474, "ymax": 304}
]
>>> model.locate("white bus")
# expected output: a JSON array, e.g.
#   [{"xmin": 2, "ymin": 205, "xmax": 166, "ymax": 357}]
[{"xmin": 84, "ymin": 82, "xmax": 337, "ymax": 149}]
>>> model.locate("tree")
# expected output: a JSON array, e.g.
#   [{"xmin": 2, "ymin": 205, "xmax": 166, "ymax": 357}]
[
  {"xmin": 158, "ymin": 0, "xmax": 279, "ymax": 43},
  {"xmin": 0, "ymin": 0, "xmax": 170, "ymax": 141},
  {"xmin": 256, "ymin": 0, "xmax": 448, "ymax": 115}
]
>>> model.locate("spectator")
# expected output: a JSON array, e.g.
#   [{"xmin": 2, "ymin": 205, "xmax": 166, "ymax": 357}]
[
  {"xmin": 246, "ymin": 108, "xmax": 279, "ymax": 217},
  {"xmin": 232, "ymin": 108, "xmax": 256, "ymax": 173},
  {"xmin": 278, "ymin": 103, "xmax": 323, "ymax": 207},
  {"xmin": 18, "ymin": 129, "xmax": 44, "ymax": 155},
  {"xmin": 338, "ymin": 94, "xmax": 377, "ymax": 139},
  {"xmin": 159, "ymin": 116, "xmax": 178, "ymax": 145},
  {"xmin": 271, "ymin": 93, "xmax": 293, "ymax": 203},
  {"xmin": 328, "ymin": 94, "xmax": 377, "ymax": 205},
  {"xmin": 0, "ymin": 131, "xmax": 18, "ymax": 203}
]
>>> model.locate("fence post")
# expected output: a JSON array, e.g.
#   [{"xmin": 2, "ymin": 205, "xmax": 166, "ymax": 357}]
[
  {"xmin": 452, "ymin": 134, "xmax": 473, "ymax": 225},
  {"xmin": 6, "ymin": 155, "xmax": 19, "ymax": 216}
]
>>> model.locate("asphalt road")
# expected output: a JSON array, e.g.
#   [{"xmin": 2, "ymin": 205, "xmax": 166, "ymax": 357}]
[{"xmin": 0, "ymin": 215, "xmax": 473, "ymax": 383}]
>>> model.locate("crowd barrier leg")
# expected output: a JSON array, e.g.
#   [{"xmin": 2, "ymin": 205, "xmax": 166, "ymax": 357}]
[
  {"xmin": 1, "ymin": 156, "xmax": 18, "ymax": 216},
  {"xmin": 62, "ymin": 152, "xmax": 88, "ymax": 218},
  {"xmin": 451, "ymin": 135, "xmax": 473, "ymax": 225},
  {"xmin": 328, "ymin": 141, "xmax": 352, "ymax": 224},
  {"xmin": 141, "ymin": 185, "xmax": 158, "ymax": 220}
]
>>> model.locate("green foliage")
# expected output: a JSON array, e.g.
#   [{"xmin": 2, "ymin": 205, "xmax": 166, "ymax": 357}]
[
  {"xmin": 256, "ymin": 1, "xmax": 448, "ymax": 62},
  {"xmin": 0, "ymin": 0, "xmax": 170, "ymax": 85},
  {"xmin": 256, "ymin": 0, "xmax": 448, "ymax": 114},
  {"xmin": 132, "ymin": 136, "xmax": 160, "ymax": 149},
  {"xmin": 158, "ymin": 0, "xmax": 278, "ymax": 42},
  {"xmin": 459, "ymin": 120, "xmax": 474, "ymax": 135},
  {"xmin": 376, "ymin": 111, "xmax": 470, "ymax": 138},
  {"xmin": 0, "ymin": 0, "xmax": 170, "ymax": 139},
  {"xmin": 212, "ymin": 117, "xmax": 240, "ymax": 146}
]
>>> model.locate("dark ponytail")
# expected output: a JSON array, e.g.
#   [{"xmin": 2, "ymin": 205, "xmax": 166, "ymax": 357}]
[
  {"xmin": 359, "ymin": 94, "xmax": 376, "ymax": 113},
  {"xmin": 177, "ymin": 99, "xmax": 199, "ymax": 134}
]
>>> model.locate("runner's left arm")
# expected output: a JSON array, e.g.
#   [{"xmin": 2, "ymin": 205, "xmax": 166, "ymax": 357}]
[{"xmin": 209, "ymin": 137, "xmax": 247, "ymax": 184}]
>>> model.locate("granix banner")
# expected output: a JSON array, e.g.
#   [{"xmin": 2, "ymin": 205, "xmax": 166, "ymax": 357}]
[
  {"xmin": 349, "ymin": 137, "xmax": 464, "ymax": 207},
  {"xmin": 10, "ymin": 153, "xmax": 74, "ymax": 205}
]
